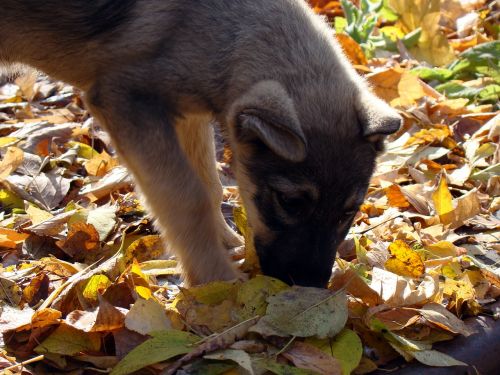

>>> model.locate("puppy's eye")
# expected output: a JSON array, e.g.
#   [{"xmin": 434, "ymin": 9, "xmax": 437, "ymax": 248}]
[{"xmin": 273, "ymin": 191, "xmax": 307, "ymax": 215}]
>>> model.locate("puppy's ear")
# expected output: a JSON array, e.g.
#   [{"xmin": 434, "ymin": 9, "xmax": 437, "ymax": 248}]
[
  {"xmin": 357, "ymin": 94, "xmax": 401, "ymax": 151},
  {"xmin": 229, "ymin": 80, "xmax": 307, "ymax": 162},
  {"xmin": 237, "ymin": 109, "xmax": 306, "ymax": 162}
]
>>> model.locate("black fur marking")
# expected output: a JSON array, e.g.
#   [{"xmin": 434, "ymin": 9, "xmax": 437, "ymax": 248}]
[{"xmin": 243, "ymin": 128, "xmax": 376, "ymax": 287}]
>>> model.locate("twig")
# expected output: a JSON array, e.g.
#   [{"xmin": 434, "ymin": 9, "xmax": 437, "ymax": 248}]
[{"xmin": 3, "ymin": 355, "xmax": 44, "ymax": 372}]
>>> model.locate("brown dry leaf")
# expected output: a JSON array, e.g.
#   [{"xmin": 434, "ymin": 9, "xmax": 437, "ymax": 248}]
[
  {"xmin": 418, "ymin": 303, "xmax": 474, "ymax": 336},
  {"xmin": 367, "ymin": 68, "xmax": 441, "ymax": 107},
  {"xmin": 372, "ymin": 308, "xmax": 420, "ymax": 331},
  {"xmin": 366, "ymin": 67, "xmax": 403, "ymax": 103},
  {"xmin": 283, "ymin": 341, "xmax": 342, "ymax": 375},
  {"xmin": 386, "ymin": 185, "xmax": 410, "ymax": 208},
  {"xmin": 0, "ymin": 147, "xmax": 24, "ymax": 179},
  {"xmin": 0, "ymin": 228, "xmax": 29, "ymax": 249},
  {"xmin": 124, "ymin": 235, "xmax": 164, "ymax": 263},
  {"xmin": 56, "ymin": 222, "xmax": 100, "ymax": 258},
  {"xmin": 22, "ymin": 272, "xmax": 50, "ymax": 307},
  {"xmin": 30, "ymin": 308, "xmax": 62, "ymax": 330},
  {"xmin": 66, "ymin": 297, "xmax": 126, "ymax": 332},
  {"xmin": 448, "ymin": 188, "xmax": 482, "ymax": 229},
  {"xmin": 166, "ymin": 317, "xmax": 260, "ymax": 375},
  {"xmin": 443, "ymin": 275, "xmax": 478, "ymax": 315},
  {"xmin": 335, "ymin": 34, "xmax": 367, "ymax": 65},
  {"xmin": 330, "ymin": 268, "xmax": 382, "ymax": 307},
  {"xmin": 385, "ymin": 240, "xmax": 425, "ymax": 278},
  {"xmin": 85, "ymin": 150, "xmax": 119, "ymax": 177},
  {"xmin": 34, "ymin": 323, "xmax": 101, "ymax": 356},
  {"xmin": 370, "ymin": 268, "xmax": 439, "ymax": 306}
]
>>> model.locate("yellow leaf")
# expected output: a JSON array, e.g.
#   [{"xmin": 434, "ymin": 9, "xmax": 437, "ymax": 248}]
[
  {"xmin": 0, "ymin": 146, "xmax": 24, "ymax": 179},
  {"xmin": 0, "ymin": 189, "xmax": 24, "ymax": 210},
  {"xmin": 385, "ymin": 240, "xmax": 425, "ymax": 278},
  {"xmin": 432, "ymin": 174, "xmax": 453, "ymax": 218},
  {"xmin": 233, "ymin": 205, "xmax": 260, "ymax": 274},
  {"xmin": 82, "ymin": 274, "xmax": 112, "ymax": 302},
  {"xmin": 135, "ymin": 286, "xmax": 152, "ymax": 300},
  {"xmin": 66, "ymin": 141, "xmax": 98, "ymax": 159},
  {"xmin": 389, "ymin": 0, "xmax": 454, "ymax": 66},
  {"xmin": 236, "ymin": 275, "xmax": 289, "ymax": 319},
  {"xmin": 26, "ymin": 204, "xmax": 53, "ymax": 226},
  {"xmin": 425, "ymin": 241, "xmax": 461, "ymax": 258},
  {"xmin": 0, "ymin": 137, "xmax": 18, "ymax": 147}
]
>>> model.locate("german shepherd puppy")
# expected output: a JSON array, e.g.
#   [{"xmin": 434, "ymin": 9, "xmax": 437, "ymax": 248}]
[{"xmin": 1, "ymin": 0, "xmax": 401, "ymax": 287}]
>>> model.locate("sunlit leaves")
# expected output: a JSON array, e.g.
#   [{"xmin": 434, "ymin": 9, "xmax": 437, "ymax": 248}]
[{"xmin": 385, "ymin": 240, "xmax": 425, "ymax": 278}]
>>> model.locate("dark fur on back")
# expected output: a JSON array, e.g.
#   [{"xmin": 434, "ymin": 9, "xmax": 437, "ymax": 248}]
[{"xmin": 5, "ymin": 0, "xmax": 137, "ymax": 38}]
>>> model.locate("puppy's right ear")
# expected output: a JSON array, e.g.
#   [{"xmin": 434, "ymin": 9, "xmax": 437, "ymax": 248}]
[{"xmin": 229, "ymin": 80, "xmax": 307, "ymax": 162}]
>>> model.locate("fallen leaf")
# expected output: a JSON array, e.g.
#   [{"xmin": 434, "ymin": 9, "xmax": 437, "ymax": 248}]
[
  {"xmin": 35, "ymin": 323, "xmax": 101, "ymax": 356},
  {"xmin": 417, "ymin": 303, "xmax": 474, "ymax": 336},
  {"xmin": 306, "ymin": 329, "xmax": 363, "ymax": 375},
  {"xmin": 386, "ymin": 185, "xmax": 410, "ymax": 208},
  {"xmin": 85, "ymin": 150, "xmax": 119, "ymax": 177},
  {"xmin": 110, "ymin": 330, "xmax": 199, "ymax": 375},
  {"xmin": 385, "ymin": 240, "xmax": 425, "ymax": 278},
  {"xmin": 432, "ymin": 173, "xmax": 454, "ymax": 220},
  {"xmin": 204, "ymin": 349, "xmax": 254, "ymax": 375},
  {"xmin": 0, "ymin": 228, "xmax": 29, "ymax": 249},
  {"xmin": 0, "ymin": 147, "xmax": 24, "ymax": 179},
  {"xmin": 56, "ymin": 222, "xmax": 100, "ymax": 259},
  {"xmin": 125, "ymin": 298, "xmax": 172, "ymax": 335},
  {"xmin": 283, "ymin": 341, "xmax": 342, "ymax": 375},
  {"xmin": 256, "ymin": 287, "xmax": 348, "ymax": 338},
  {"xmin": 237, "ymin": 275, "xmax": 289, "ymax": 320},
  {"xmin": 330, "ymin": 268, "xmax": 382, "ymax": 307},
  {"xmin": 411, "ymin": 349, "xmax": 467, "ymax": 367}
]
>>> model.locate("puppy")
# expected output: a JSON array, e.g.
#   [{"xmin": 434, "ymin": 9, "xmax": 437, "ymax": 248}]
[{"xmin": 1, "ymin": 0, "xmax": 400, "ymax": 287}]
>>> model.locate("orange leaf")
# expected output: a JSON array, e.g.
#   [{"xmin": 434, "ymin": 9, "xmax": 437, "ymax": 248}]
[
  {"xmin": 85, "ymin": 150, "xmax": 119, "ymax": 177},
  {"xmin": 335, "ymin": 34, "xmax": 367, "ymax": 66},
  {"xmin": 0, "ymin": 228, "xmax": 29, "ymax": 249},
  {"xmin": 386, "ymin": 185, "xmax": 410, "ymax": 208},
  {"xmin": 56, "ymin": 222, "xmax": 100, "ymax": 258}
]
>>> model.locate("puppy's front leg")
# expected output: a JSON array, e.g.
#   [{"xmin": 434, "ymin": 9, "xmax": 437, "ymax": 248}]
[
  {"xmin": 175, "ymin": 115, "xmax": 243, "ymax": 249},
  {"xmin": 85, "ymin": 78, "xmax": 238, "ymax": 285}
]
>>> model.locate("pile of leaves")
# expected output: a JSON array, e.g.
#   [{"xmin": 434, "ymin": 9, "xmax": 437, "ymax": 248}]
[{"xmin": 0, "ymin": 0, "xmax": 499, "ymax": 374}]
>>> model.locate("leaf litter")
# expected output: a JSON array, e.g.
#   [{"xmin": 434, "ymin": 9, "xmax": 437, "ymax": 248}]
[{"xmin": 0, "ymin": 0, "xmax": 499, "ymax": 374}]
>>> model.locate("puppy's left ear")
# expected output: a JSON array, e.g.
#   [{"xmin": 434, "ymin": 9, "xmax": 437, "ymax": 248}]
[
  {"xmin": 229, "ymin": 80, "xmax": 307, "ymax": 162},
  {"xmin": 237, "ymin": 109, "xmax": 306, "ymax": 162},
  {"xmin": 357, "ymin": 94, "xmax": 401, "ymax": 151}
]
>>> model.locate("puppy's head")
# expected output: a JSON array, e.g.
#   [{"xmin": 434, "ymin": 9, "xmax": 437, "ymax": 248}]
[{"xmin": 226, "ymin": 80, "xmax": 400, "ymax": 287}]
